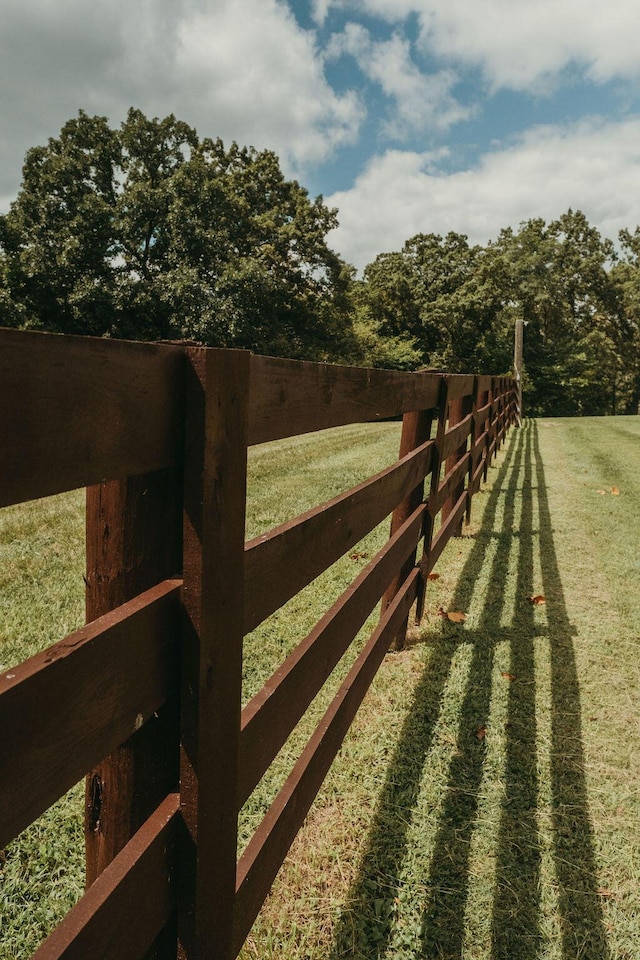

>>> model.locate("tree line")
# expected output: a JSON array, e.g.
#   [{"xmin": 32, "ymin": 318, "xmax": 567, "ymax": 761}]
[{"xmin": 1, "ymin": 109, "xmax": 639, "ymax": 416}]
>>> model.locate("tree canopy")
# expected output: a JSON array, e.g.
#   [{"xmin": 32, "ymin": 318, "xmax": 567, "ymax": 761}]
[
  {"xmin": 2, "ymin": 110, "xmax": 640, "ymax": 415},
  {"xmin": 0, "ymin": 109, "xmax": 355, "ymax": 360},
  {"xmin": 359, "ymin": 210, "xmax": 639, "ymax": 415}
]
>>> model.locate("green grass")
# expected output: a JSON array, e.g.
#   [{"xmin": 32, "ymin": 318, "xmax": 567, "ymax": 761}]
[{"xmin": 2, "ymin": 418, "xmax": 640, "ymax": 959}]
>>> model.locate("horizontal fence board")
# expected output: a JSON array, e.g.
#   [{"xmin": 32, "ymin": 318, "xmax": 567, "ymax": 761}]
[
  {"xmin": 243, "ymin": 439, "xmax": 433, "ymax": 633},
  {"xmin": 33, "ymin": 793, "xmax": 180, "ymax": 960},
  {"xmin": 432, "ymin": 453, "xmax": 471, "ymax": 516},
  {"xmin": 471, "ymin": 458, "xmax": 486, "ymax": 491},
  {"xmin": 238, "ymin": 504, "xmax": 426, "ymax": 806},
  {"xmin": 441, "ymin": 412, "xmax": 474, "ymax": 461},
  {"xmin": 0, "ymin": 580, "xmax": 181, "ymax": 849},
  {"xmin": 424, "ymin": 491, "xmax": 468, "ymax": 576},
  {"xmin": 233, "ymin": 569, "xmax": 420, "ymax": 954},
  {"xmin": 0, "ymin": 329, "xmax": 184, "ymax": 507},
  {"xmin": 444, "ymin": 374, "xmax": 475, "ymax": 404},
  {"xmin": 475, "ymin": 401, "xmax": 492, "ymax": 426},
  {"xmin": 248, "ymin": 355, "xmax": 442, "ymax": 445}
]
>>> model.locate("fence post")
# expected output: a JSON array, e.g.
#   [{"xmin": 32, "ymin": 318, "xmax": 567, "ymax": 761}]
[
  {"xmin": 179, "ymin": 347, "xmax": 250, "ymax": 960},
  {"xmin": 380, "ymin": 408, "xmax": 434, "ymax": 649},
  {"xmin": 85, "ymin": 467, "xmax": 183, "ymax": 957},
  {"xmin": 440, "ymin": 388, "xmax": 472, "ymax": 536}
]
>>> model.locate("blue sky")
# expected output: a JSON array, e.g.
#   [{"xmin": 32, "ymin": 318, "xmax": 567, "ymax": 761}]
[{"xmin": 2, "ymin": 0, "xmax": 640, "ymax": 270}]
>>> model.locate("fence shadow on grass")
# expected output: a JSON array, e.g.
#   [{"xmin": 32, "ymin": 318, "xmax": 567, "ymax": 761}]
[
  {"xmin": 532, "ymin": 420, "xmax": 610, "ymax": 960},
  {"xmin": 329, "ymin": 428, "xmax": 521, "ymax": 959},
  {"xmin": 330, "ymin": 421, "xmax": 610, "ymax": 959}
]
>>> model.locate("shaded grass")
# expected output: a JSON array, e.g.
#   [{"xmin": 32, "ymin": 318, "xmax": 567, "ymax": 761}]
[{"xmin": 2, "ymin": 417, "xmax": 640, "ymax": 959}]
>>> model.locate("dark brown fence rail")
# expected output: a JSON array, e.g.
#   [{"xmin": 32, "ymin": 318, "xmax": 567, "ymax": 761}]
[{"xmin": 0, "ymin": 328, "xmax": 517, "ymax": 960}]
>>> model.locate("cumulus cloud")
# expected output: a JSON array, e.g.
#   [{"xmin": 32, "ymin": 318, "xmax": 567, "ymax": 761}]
[
  {"xmin": 326, "ymin": 23, "xmax": 472, "ymax": 136},
  {"xmin": 323, "ymin": 0, "xmax": 640, "ymax": 91},
  {"xmin": 0, "ymin": 0, "xmax": 363, "ymax": 208},
  {"xmin": 327, "ymin": 118, "xmax": 640, "ymax": 270}
]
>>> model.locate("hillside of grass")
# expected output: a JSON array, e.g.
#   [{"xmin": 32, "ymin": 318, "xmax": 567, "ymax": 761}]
[{"xmin": 2, "ymin": 416, "xmax": 639, "ymax": 959}]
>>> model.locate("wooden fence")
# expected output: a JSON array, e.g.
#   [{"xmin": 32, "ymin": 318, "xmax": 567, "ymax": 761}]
[{"xmin": 0, "ymin": 328, "xmax": 517, "ymax": 959}]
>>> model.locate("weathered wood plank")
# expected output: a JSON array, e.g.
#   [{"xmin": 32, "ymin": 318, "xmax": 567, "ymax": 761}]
[
  {"xmin": 248, "ymin": 355, "xmax": 442, "ymax": 445},
  {"xmin": 33, "ymin": 794, "xmax": 180, "ymax": 960},
  {"xmin": 474, "ymin": 401, "xmax": 492, "ymax": 426},
  {"xmin": 0, "ymin": 581, "xmax": 181, "ymax": 851},
  {"xmin": 238, "ymin": 504, "xmax": 426, "ymax": 806},
  {"xmin": 0, "ymin": 329, "xmax": 184, "ymax": 507},
  {"xmin": 85, "ymin": 470, "xmax": 182, "ymax": 907},
  {"xmin": 441, "ymin": 412, "xmax": 473, "ymax": 461},
  {"xmin": 431, "ymin": 452, "xmax": 471, "ymax": 516},
  {"xmin": 244, "ymin": 439, "xmax": 433, "ymax": 633},
  {"xmin": 423, "ymin": 491, "xmax": 468, "ymax": 576},
  {"xmin": 444, "ymin": 374, "xmax": 475, "ymax": 404},
  {"xmin": 379, "ymin": 409, "xmax": 434, "ymax": 649},
  {"xmin": 233, "ymin": 569, "xmax": 420, "ymax": 955},
  {"xmin": 180, "ymin": 348, "xmax": 249, "ymax": 960}
]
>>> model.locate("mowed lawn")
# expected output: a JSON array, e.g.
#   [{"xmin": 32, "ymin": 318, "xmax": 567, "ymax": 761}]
[{"xmin": 1, "ymin": 416, "xmax": 639, "ymax": 959}]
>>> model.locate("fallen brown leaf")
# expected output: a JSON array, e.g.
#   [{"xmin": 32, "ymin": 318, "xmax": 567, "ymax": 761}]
[
  {"xmin": 527, "ymin": 595, "xmax": 546, "ymax": 605},
  {"xmin": 349, "ymin": 552, "xmax": 369, "ymax": 561},
  {"xmin": 437, "ymin": 608, "xmax": 467, "ymax": 623},
  {"xmin": 426, "ymin": 572, "xmax": 440, "ymax": 581},
  {"xmin": 476, "ymin": 726, "xmax": 487, "ymax": 740},
  {"xmin": 611, "ymin": 486, "xmax": 620, "ymax": 495},
  {"xmin": 501, "ymin": 672, "xmax": 517, "ymax": 681}
]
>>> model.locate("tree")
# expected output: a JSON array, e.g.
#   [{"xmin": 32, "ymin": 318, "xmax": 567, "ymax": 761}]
[
  {"xmin": 489, "ymin": 211, "xmax": 627, "ymax": 415},
  {"xmin": 362, "ymin": 232, "xmax": 508, "ymax": 372},
  {"xmin": 0, "ymin": 109, "xmax": 354, "ymax": 360}
]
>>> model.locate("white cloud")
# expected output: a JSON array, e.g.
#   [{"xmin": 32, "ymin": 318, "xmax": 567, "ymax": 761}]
[
  {"xmin": 326, "ymin": 23, "xmax": 472, "ymax": 135},
  {"xmin": 327, "ymin": 118, "xmax": 640, "ymax": 270},
  {"xmin": 0, "ymin": 0, "xmax": 363, "ymax": 209},
  {"xmin": 324, "ymin": 0, "xmax": 640, "ymax": 91},
  {"xmin": 173, "ymin": 0, "xmax": 363, "ymax": 166}
]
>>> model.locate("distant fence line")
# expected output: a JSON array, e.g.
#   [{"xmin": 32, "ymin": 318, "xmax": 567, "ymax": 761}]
[{"xmin": 0, "ymin": 328, "xmax": 517, "ymax": 959}]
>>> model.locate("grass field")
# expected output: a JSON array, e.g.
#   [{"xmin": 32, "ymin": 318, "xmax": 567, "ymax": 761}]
[{"xmin": 1, "ymin": 416, "xmax": 639, "ymax": 959}]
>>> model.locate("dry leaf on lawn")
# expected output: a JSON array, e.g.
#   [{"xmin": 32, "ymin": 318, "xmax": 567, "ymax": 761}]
[
  {"xmin": 527, "ymin": 595, "xmax": 546, "ymax": 605},
  {"xmin": 437, "ymin": 608, "xmax": 467, "ymax": 623}
]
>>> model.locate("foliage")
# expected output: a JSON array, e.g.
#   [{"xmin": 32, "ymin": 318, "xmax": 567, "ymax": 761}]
[
  {"xmin": 360, "ymin": 210, "xmax": 640, "ymax": 415},
  {"xmin": 3, "ymin": 111, "xmax": 640, "ymax": 409},
  {"xmin": 0, "ymin": 110, "xmax": 354, "ymax": 360}
]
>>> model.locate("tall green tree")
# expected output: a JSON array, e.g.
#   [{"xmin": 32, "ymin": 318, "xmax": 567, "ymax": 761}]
[
  {"xmin": 0, "ymin": 109, "xmax": 354, "ymax": 360},
  {"xmin": 362, "ymin": 231, "xmax": 508, "ymax": 372}
]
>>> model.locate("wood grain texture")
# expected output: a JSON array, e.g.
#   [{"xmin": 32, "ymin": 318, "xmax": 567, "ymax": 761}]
[
  {"xmin": 380, "ymin": 409, "xmax": 434, "ymax": 648},
  {"xmin": 0, "ymin": 580, "xmax": 181, "ymax": 850},
  {"xmin": 443, "ymin": 374, "xmax": 475, "ymax": 403},
  {"xmin": 33, "ymin": 794, "xmax": 180, "ymax": 960},
  {"xmin": 238, "ymin": 504, "xmax": 426, "ymax": 806},
  {"xmin": 0, "ymin": 328, "xmax": 184, "ymax": 507},
  {"xmin": 423, "ymin": 491, "xmax": 468, "ymax": 575},
  {"xmin": 248, "ymin": 354, "xmax": 441, "ymax": 445},
  {"xmin": 441, "ymin": 412, "xmax": 473, "ymax": 461},
  {"xmin": 244, "ymin": 439, "xmax": 433, "ymax": 633},
  {"xmin": 233, "ymin": 569, "xmax": 420, "ymax": 955},
  {"xmin": 84, "ymin": 464, "xmax": 183, "ymax": 947},
  {"xmin": 432, "ymin": 452, "xmax": 471, "ymax": 516},
  {"xmin": 180, "ymin": 348, "xmax": 250, "ymax": 960}
]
